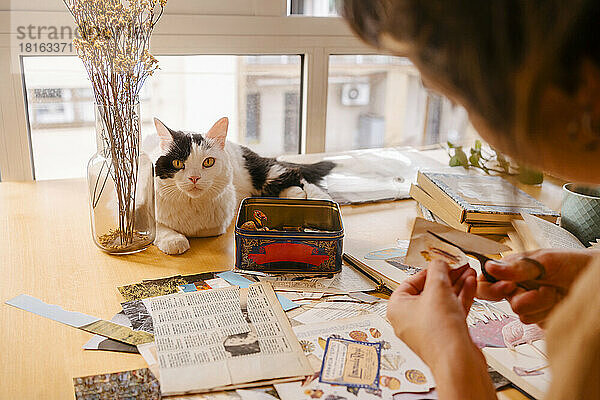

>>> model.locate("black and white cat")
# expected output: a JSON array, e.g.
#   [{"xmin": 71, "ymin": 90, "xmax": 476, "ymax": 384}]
[{"xmin": 152, "ymin": 117, "xmax": 335, "ymax": 255}]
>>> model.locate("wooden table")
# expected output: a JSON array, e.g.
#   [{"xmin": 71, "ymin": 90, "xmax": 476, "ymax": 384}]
[{"xmin": 0, "ymin": 169, "xmax": 562, "ymax": 399}]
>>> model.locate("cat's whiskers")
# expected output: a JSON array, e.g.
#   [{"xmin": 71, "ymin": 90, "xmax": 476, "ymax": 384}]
[{"xmin": 158, "ymin": 182, "xmax": 182, "ymax": 200}]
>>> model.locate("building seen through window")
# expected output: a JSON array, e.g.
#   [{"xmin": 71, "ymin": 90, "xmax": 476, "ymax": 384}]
[
  {"xmin": 326, "ymin": 55, "xmax": 477, "ymax": 152},
  {"xmin": 23, "ymin": 55, "xmax": 302, "ymax": 180},
  {"xmin": 23, "ymin": 54, "xmax": 477, "ymax": 180},
  {"xmin": 289, "ymin": 0, "xmax": 341, "ymax": 16}
]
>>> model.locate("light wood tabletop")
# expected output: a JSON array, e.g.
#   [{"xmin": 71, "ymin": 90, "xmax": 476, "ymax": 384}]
[{"xmin": 1, "ymin": 161, "xmax": 561, "ymax": 399}]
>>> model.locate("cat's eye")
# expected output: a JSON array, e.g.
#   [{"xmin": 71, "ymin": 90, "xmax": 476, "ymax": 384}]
[
  {"xmin": 172, "ymin": 159, "xmax": 184, "ymax": 169},
  {"xmin": 202, "ymin": 157, "xmax": 215, "ymax": 168}
]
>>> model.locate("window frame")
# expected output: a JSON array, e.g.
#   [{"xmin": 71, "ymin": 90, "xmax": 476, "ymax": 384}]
[{"xmin": 0, "ymin": 2, "xmax": 395, "ymax": 181}]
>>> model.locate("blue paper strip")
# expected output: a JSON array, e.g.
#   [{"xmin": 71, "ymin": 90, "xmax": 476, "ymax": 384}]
[{"xmin": 178, "ymin": 283, "xmax": 198, "ymax": 293}]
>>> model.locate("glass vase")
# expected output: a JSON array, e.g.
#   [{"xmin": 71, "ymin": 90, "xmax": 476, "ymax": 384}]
[{"xmin": 87, "ymin": 102, "xmax": 156, "ymax": 254}]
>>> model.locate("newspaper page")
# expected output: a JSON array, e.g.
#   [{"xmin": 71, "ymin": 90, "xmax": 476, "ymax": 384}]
[
  {"xmin": 275, "ymin": 314, "xmax": 435, "ymax": 399},
  {"xmin": 147, "ymin": 282, "xmax": 312, "ymax": 395}
]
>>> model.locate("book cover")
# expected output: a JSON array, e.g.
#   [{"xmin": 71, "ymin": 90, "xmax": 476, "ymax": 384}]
[
  {"xmin": 420, "ymin": 172, "xmax": 559, "ymax": 222},
  {"xmin": 410, "ymin": 184, "xmax": 513, "ymax": 235}
]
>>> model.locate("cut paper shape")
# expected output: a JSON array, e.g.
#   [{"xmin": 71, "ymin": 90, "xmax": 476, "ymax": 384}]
[
  {"xmin": 392, "ymin": 389, "xmax": 438, "ymax": 400},
  {"xmin": 121, "ymin": 299, "xmax": 154, "ymax": 333},
  {"xmin": 380, "ymin": 355, "xmax": 404, "ymax": 371},
  {"xmin": 469, "ymin": 316, "xmax": 517, "ymax": 349},
  {"xmin": 369, "ymin": 328, "xmax": 382, "ymax": 338},
  {"xmin": 7, "ymin": 294, "xmax": 98, "ymax": 327},
  {"xmin": 502, "ymin": 320, "xmax": 545, "ymax": 349},
  {"xmin": 118, "ymin": 273, "xmax": 216, "ymax": 301},
  {"xmin": 217, "ymin": 270, "xmax": 255, "ymax": 287},
  {"xmin": 178, "ymin": 283, "xmax": 201, "ymax": 293},
  {"xmin": 348, "ymin": 292, "xmax": 379, "ymax": 304},
  {"xmin": 379, "ymin": 375, "xmax": 401, "ymax": 390},
  {"xmin": 406, "ymin": 231, "xmax": 471, "ymax": 269},
  {"xmin": 396, "ymin": 239, "xmax": 410, "ymax": 249},
  {"xmin": 73, "ymin": 368, "xmax": 159, "ymax": 400},
  {"xmin": 365, "ymin": 248, "xmax": 408, "ymax": 260},
  {"xmin": 83, "ymin": 312, "xmax": 139, "ymax": 353},
  {"xmin": 513, "ymin": 365, "xmax": 546, "ymax": 377},
  {"xmin": 319, "ymin": 338, "xmax": 381, "ymax": 390},
  {"xmin": 385, "ymin": 258, "xmax": 422, "ymax": 275},
  {"xmin": 6, "ymin": 294, "xmax": 154, "ymax": 345},
  {"xmin": 349, "ymin": 330, "xmax": 368, "ymax": 342},
  {"xmin": 404, "ymin": 369, "xmax": 427, "ymax": 385},
  {"xmin": 118, "ymin": 276, "xmax": 187, "ymax": 301},
  {"xmin": 467, "ymin": 299, "xmax": 509, "ymax": 326},
  {"xmin": 217, "ymin": 271, "xmax": 300, "ymax": 311}
]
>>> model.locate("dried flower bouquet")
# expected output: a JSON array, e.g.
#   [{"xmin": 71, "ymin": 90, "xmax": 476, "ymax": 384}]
[{"xmin": 64, "ymin": 0, "xmax": 166, "ymax": 251}]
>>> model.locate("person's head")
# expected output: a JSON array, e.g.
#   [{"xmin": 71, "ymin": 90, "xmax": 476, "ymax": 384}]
[{"xmin": 343, "ymin": 0, "xmax": 600, "ymax": 183}]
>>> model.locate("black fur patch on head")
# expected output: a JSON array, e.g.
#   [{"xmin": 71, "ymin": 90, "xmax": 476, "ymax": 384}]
[
  {"xmin": 190, "ymin": 133, "xmax": 205, "ymax": 147},
  {"xmin": 155, "ymin": 124, "xmax": 210, "ymax": 179}
]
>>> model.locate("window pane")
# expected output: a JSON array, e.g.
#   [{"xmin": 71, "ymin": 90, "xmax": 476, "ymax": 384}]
[
  {"xmin": 325, "ymin": 55, "xmax": 479, "ymax": 152},
  {"xmin": 289, "ymin": 0, "xmax": 340, "ymax": 16},
  {"xmin": 23, "ymin": 55, "xmax": 302, "ymax": 180}
]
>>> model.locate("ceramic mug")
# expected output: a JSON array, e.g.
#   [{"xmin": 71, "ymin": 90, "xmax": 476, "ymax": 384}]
[{"xmin": 560, "ymin": 183, "xmax": 600, "ymax": 246}]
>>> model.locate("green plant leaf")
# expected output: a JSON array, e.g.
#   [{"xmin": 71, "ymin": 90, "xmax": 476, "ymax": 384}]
[
  {"xmin": 474, "ymin": 139, "xmax": 482, "ymax": 150},
  {"xmin": 449, "ymin": 147, "xmax": 469, "ymax": 167},
  {"xmin": 449, "ymin": 155, "xmax": 462, "ymax": 166},
  {"xmin": 469, "ymin": 153, "xmax": 480, "ymax": 166}
]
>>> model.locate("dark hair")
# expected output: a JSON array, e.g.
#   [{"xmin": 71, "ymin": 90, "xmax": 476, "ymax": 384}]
[{"xmin": 343, "ymin": 0, "xmax": 600, "ymax": 138}]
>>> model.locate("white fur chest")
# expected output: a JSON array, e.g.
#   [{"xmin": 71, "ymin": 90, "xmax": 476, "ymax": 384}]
[{"xmin": 155, "ymin": 178, "xmax": 237, "ymax": 237}]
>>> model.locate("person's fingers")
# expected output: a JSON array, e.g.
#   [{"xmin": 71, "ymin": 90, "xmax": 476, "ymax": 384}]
[
  {"xmin": 458, "ymin": 275, "xmax": 477, "ymax": 314},
  {"xmin": 508, "ymin": 286, "xmax": 558, "ymax": 316},
  {"xmin": 449, "ymin": 264, "xmax": 470, "ymax": 284},
  {"xmin": 423, "ymin": 260, "xmax": 452, "ymax": 292},
  {"xmin": 518, "ymin": 309, "xmax": 552, "ymax": 325},
  {"xmin": 452, "ymin": 268, "xmax": 476, "ymax": 296},
  {"xmin": 476, "ymin": 277, "xmax": 517, "ymax": 301},
  {"xmin": 395, "ymin": 269, "xmax": 428, "ymax": 295},
  {"xmin": 485, "ymin": 258, "xmax": 545, "ymax": 282}
]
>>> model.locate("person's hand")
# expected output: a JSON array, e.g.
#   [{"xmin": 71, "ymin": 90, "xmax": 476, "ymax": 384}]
[
  {"xmin": 386, "ymin": 261, "xmax": 476, "ymax": 365},
  {"xmin": 387, "ymin": 261, "xmax": 497, "ymax": 400},
  {"xmin": 477, "ymin": 248, "xmax": 597, "ymax": 324}
]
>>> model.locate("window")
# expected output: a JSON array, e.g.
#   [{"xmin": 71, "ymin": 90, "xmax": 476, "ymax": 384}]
[
  {"xmin": 284, "ymin": 92, "xmax": 300, "ymax": 152},
  {"xmin": 325, "ymin": 55, "xmax": 477, "ymax": 152},
  {"xmin": 2, "ymin": 3, "xmax": 482, "ymax": 181},
  {"xmin": 22, "ymin": 55, "xmax": 302, "ymax": 180},
  {"xmin": 289, "ymin": 0, "xmax": 341, "ymax": 16},
  {"xmin": 245, "ymin": 93, "xmax": 261, "ymax": 142}
]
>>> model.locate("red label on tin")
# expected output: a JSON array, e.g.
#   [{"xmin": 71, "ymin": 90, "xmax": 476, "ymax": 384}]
[{"xmin": 248, "ymin": 242, "xmax": 330, "ymax": 266}]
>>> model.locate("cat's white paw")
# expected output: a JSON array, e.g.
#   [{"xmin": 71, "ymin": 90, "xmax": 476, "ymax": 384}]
[
  {"xmin": 155, "ymin": 233, "xmax": 190, "ymax": 255},
  {"xmin": 279, "ymin": 186, "xmax": 307, "ymax": 199}
]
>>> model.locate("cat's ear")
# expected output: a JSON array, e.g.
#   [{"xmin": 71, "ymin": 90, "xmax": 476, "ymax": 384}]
[
  {"xmin": 154, "ymin": 118, "xmax": 173, "ymax": 152},
  {"xmin": 206, "ymin": 117, "xmax": 228, "ymax": 150}
]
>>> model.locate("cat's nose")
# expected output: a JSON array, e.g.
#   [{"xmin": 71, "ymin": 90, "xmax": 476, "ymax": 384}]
[{"xmin": 188, "ymin": 176, "xmax": 200, "ymax": 184}]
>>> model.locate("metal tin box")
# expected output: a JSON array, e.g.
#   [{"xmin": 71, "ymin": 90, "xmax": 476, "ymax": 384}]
[{"xmin": 235, "ymin": 197, "xmax": 344, "ymax": 273}]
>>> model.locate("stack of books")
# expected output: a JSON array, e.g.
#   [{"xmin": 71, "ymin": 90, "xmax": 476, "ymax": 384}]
[{"xmin": 410, "ymin": 171, "xmax": 559, "ymax": 235}]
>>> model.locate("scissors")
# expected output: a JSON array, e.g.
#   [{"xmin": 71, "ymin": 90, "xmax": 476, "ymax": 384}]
[{"xmin": 426, "ymin": 230, "xmax": 545, "ymax": 290}]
